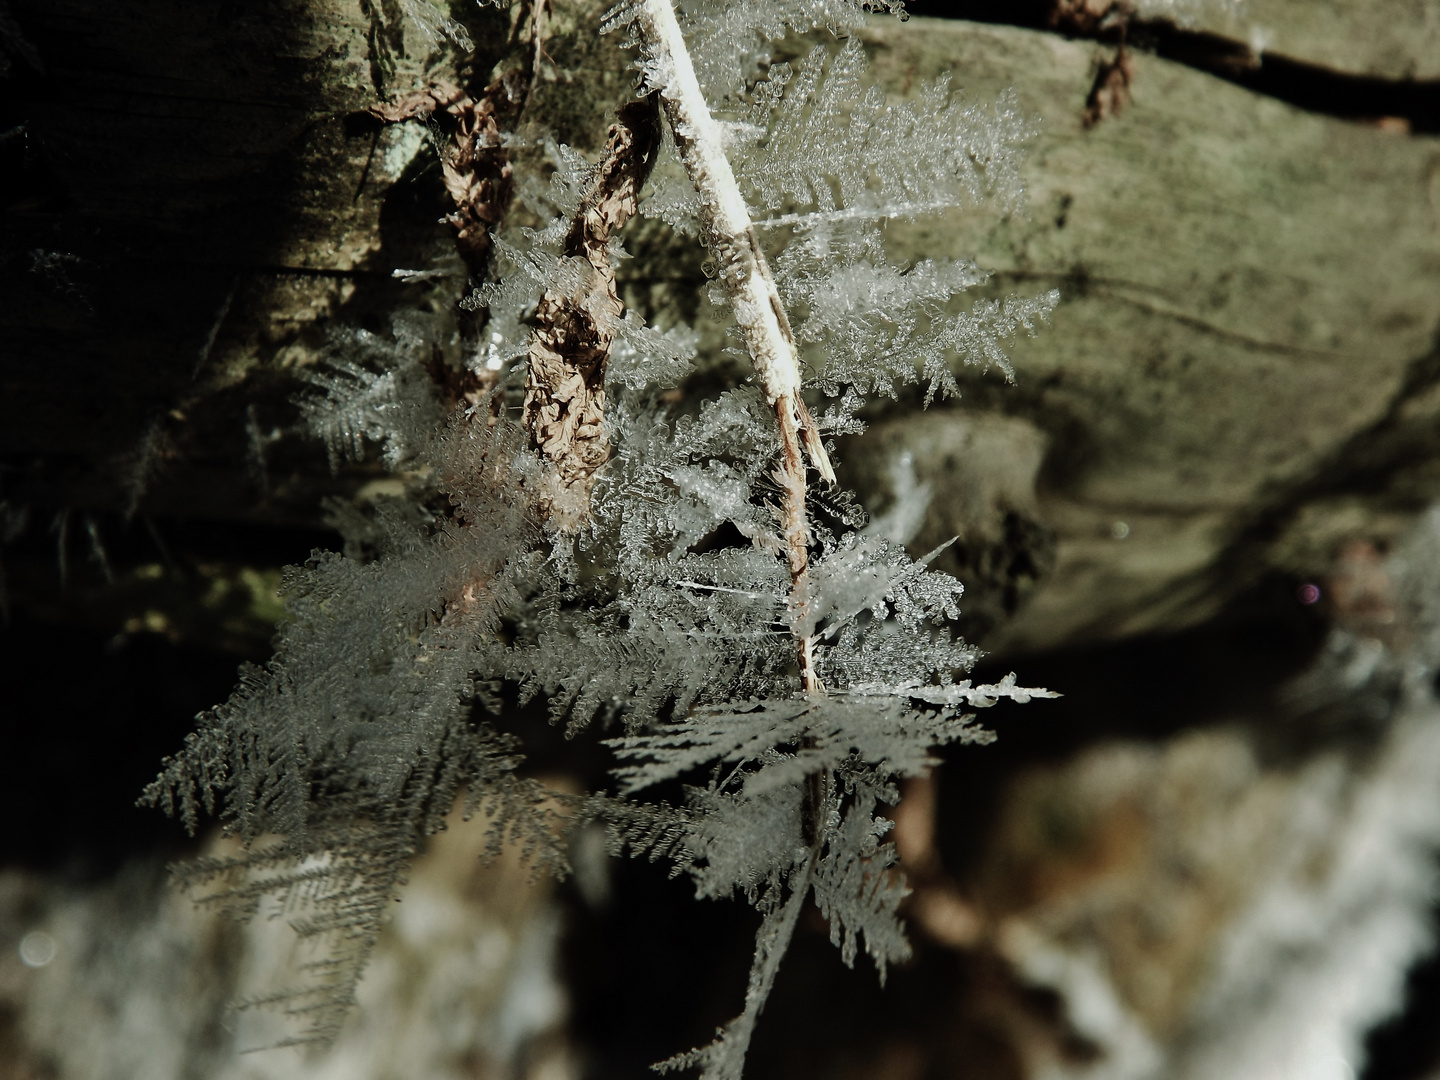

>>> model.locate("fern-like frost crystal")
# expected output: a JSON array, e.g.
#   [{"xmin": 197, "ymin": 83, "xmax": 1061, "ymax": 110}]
[
  {"xmin": 146, "ymin": 1, "xmax": 1058, "ymax": 1072},
  {"xmin": 736, "ymin": 40, "xmax": 1031, "ymax": 220},
  {"xmin": 142, "ymin": 416, "xmax": 566, "ymax": 1044}
]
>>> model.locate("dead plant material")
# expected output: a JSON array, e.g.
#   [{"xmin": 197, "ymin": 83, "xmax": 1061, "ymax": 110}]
[
  {"xmin": 367, "ymin": 1, "xmax": 548, "ymax": 282},
  {"xmin": 1047, "ymin": 0, "xmax": 1126, "ymax": 34},
  {"xmin": 369, "ymin": 75, "xmax": 525, "ymax": 276},
  {"xmin": 1044, "ymin": 0, "xmax": 1138, "ymax": 128},
  {"xmin": 368, "ymin": 80, "xmax": 504, "ymax": 413},
  {"xmin": 522, "ymin": 96, "xmax": 663, "ymax": 526},
  {"xmin": 1083, "ymin": 47, "xmax": 1135, "ymax": 127}
]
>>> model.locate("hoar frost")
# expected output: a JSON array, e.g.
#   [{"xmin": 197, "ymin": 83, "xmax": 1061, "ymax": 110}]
[{"xmin": 145, "ymin": 2, "xmax": 1058, "ymax": 1077}]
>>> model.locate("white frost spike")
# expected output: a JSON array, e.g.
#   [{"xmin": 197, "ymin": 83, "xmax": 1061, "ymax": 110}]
[{"xmin": 737, "ymin": 41, "xmax": 1034, "ymax": 222}]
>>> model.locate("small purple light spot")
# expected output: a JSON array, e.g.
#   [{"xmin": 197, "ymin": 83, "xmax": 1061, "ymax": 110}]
[{"xmin": 1298, "ymin": 583, "xmax": 1321, "ymax": 605}]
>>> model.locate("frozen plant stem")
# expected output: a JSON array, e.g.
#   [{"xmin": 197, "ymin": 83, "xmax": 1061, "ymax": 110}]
[
  {"xmin": 627, "ymin": 20, "xmax": 835, "ymax": 1058},
  {"xmin": 658, "ymin": 852, "xmax": 818, "ymax": 1080},
  {"xmin": 632, "ymin": 0, "xmax": 833, "ymax": 693}
]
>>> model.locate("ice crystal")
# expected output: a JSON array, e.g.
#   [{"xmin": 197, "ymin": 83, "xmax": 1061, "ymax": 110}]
[
  {"xmin": 296, "ymin": 321, "xmax": 442, "ymax": 471},
  {"xmin": 401, "ymin": 0, "xmax": 475, "ymax": 51},
  {"xmin": 142, "ymin": 415, "xmax": 565, "ymax": 1043},
  {"xmin": 638, "ymin": 126, "xmax": 704, "ymax": 235},
  {"xmin": 609, "ymin": 676, "xmax": 1045, "ymax": 798},
  {"xmin": 735, "ymin": 40, "xmax": 1033, "ymax": 221},
  {"xmin": 608, "ymin": 313, "xmax": 699, "ymax": 390},
  {"xmin": 149, "ymin": 2, "xmax": 1059, "ymax": 1070},
  {"xmin": 774, "ymin": 220, "xmax": 1058, "ymax": 401},
  {"xmin": 675, "ymin": 0, "xmax": 906, "ymax": 102}
]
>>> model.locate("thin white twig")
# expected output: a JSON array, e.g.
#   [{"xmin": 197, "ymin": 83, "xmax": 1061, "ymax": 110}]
[{"xmin": 631, "ymin": 0, "xmax": 832, "ymax": 694}]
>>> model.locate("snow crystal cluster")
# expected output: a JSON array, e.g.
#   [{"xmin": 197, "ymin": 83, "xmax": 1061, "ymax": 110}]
[{"xmin": 145, "ymin": 0, "xmax": 1058, "ymax": 1073}]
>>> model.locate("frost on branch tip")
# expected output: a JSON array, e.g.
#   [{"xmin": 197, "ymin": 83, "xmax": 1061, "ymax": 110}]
[
  {"xmin": 633, "ymin": 31, "xmax": 1059, "ymax": 407},
  {"xmin": 607, "ymin": 676, "xmax": 1051, "ymax": 799},
  {"xmin": 676, "ymin": 0, "xmax": 906, "ymax": 102},
  {"xmin": 146, "ymin": 0, "xmax": 1063, "ymax": 1066},
  {"xmin": 141, "ymin": 413, "xmax": 567, "ymax": 1044},
  {"xmin": 604, "ymin": 0, "xmax": 907, "ymax": 102},
  {"xmin": 640, "ymin": 35, "xmax": 1038, "ymax": 235}
]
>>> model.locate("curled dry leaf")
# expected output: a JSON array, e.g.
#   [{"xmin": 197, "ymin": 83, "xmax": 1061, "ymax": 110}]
[
  {"xmin": 522, "ymin": 96, "xmax": 663, "ymax": 526},
  {"xmin": 1048, "ymin": 0, "xmax": 1127, "ymax": 33},
  {"xmin": 369, "ymin": 73, "xmax": 528, "ymax": 275}
]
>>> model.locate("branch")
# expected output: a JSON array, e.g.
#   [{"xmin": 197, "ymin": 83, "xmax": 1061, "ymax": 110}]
[
  {"xmin": 655, "ymin": 853, "xmax": 817, "ymax": 1080},
  {"xmin": 629, "ymin": 0, "xmax": 833, "ymax": 692}
]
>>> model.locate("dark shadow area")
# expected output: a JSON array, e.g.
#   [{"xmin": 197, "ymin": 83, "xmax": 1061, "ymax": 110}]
[
  {"xmin": 1365, "ymin": 924, "xmax": 1440, "ymax": 1080},
  {"xmin": 1, "ymin": 0, "xmax": 317, "ymax": 508},
  {"xmin": 563, "ymin": 860, "xmax": 760, "ymax": 1080},
  {"xmin": 0, "ymin": 0, "xmax": 508, "ymax": 524},
  {"xmin": 0, "ymin": 621, "xmax": 233, "ymax": 877},
  {"xmin": 0, "ymin": 513, "xmax": 337, "ymax": 876},
  {"xmin": 945, "ymin": 572, "xmax": 1329, "ymax": 870}
]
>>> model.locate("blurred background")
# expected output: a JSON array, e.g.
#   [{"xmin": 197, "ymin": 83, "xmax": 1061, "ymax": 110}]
[{"xmin": 4, "ymin": 0, "xmax": 1440, "ymax": 1077}]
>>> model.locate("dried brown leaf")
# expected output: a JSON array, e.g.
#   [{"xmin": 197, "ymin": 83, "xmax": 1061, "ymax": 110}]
[{"xmin": 522, "ymin": 96, "xmax": 662, "ymax": 527}]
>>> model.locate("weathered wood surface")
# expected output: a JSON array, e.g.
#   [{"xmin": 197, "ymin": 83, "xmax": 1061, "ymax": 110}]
[
  {"xmin": 852, "ymin": 17, "xmax": 1440, "ymax": 653},
  {"xmin": 0, "ymin": 0, "xmax": 627, "ymax": 524}
]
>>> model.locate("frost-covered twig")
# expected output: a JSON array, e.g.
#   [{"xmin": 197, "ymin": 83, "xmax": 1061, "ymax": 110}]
[
  {"xmin": 627, "ymin": 0, "xmax": 833, "ymax": 692},
  {"xmin": 656, "ymin": 854, "xmax": 816, "ymax": 1080}
]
